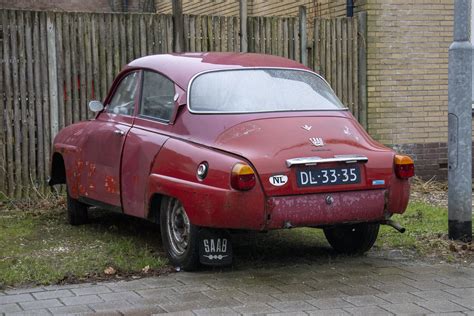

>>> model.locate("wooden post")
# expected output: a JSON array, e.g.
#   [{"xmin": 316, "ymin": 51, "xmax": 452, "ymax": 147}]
[
  {"xmin": 299, "ymin": 6, "xmax": 307, "ymax": 66},
  {"xmin": 357, "ymin": 11, "xmax": 368, "ymax": 129},
  {"xmin": 172, "ymin": 0, "xmax": 184, "ymax": 52},
  {"xmin": 47, "ymin": 13, "xmax": 59, "ymax": 142},
  {"xmin": 240, "ymin": 0, "xmax": 248, "ymax": 52}
]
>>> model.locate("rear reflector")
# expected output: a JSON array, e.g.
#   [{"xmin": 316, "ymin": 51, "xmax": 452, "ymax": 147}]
[
  {"xmin": 231, "ymin": 163, "xmax": 256, "ymax": 191},
  {"xmin": 394, "ymin": 155, "xmax": 415, "ymax": 179}
]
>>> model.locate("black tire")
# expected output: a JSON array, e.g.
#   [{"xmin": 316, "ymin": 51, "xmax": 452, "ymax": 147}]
[
  {"xmin": 66, "ymin": 189, "xmax": 89, "ymax": 225},
  {"xmin": 160, "ymin": 197, "xmax": 200, "ymax": 271},
  {"xmin": 324, "ymin": 222, "xmax": 380, "ymax": 255}
]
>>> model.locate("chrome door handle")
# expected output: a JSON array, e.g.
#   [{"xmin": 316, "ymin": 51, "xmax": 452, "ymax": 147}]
[{"xmin": 114, "ymin": 130, "xmax": 125, "ymax": 136}]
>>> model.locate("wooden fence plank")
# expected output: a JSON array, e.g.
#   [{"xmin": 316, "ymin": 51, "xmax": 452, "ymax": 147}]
[
  {"xmin": 282, "ymin": 18, "xmax": 288, "ymax": 58},
  {"xmin": 18, "ymin": 11, "xmax": 29, "ymax": 196},
  {"xmin": 0, "ymin": 12, "xmax": 5, "ymax": 195},
  {"xmin": 325, "ymin": 19, "xmax": 331, "ymax": 86},
  {"xmin": 353, "ymin": 16, "xmax": 359, "ymax": 122},
  {"xmin": 113, "ymin": 14, "xmax": 121, "ymax": 77},
  {"xmin": 331, "ymin": 19, "xmax": 337, "ymax": 90},
  {"xmin": 313, "ymin": 18, "xmax": 320, "ymax": 74},
  {"xmin": 24, "ymin": 11, "xmax": 37, "ymax": 194},
  {"xmin": 183, "ymin": 14, "xmax": 189, "ymax": 51},
  {"xmin": 32, "ymin": 11, "xmax": 45, "ymax": 195},
  {"xmin": 40, "ymin": 11, "xmax": 51, "ymax": 190},
  {"xmin": 119, "ymin": 14, "xmax": 127, "ymax": 66},
  {"xmin": 77, "ymin": 14, "xmax": 87, "ymax": 121},
  {"xmin": 336, "ymin": 18, "xmax": 342, "ymax": 99},
  {"xmin": 55, "ymin": 13, "xmax": 65, "ymax": 129},
  {"xmin": 347, "ymin": 17, "xmax": 354, "ymax": 114},
  {"xmin": 166, "ymin": 15, "xmax": 173, "ymax": 53},
  {"xmin": 106, "ymin": 14, "xmax": 114, "ymax": 90},
  {"xmin": 47, "ymin": 12, "xmax": 59, "ymax": 143},
  {"xmin": 189, "ymin": 15, "xmax": 196, "ymax": 51},
  {"xmin": 132, "ymin": 14, "xmax": 140, "ymax": 59},
  {"xmin": 264, "ymin": 17, "xmax": 271, "ymax": 54},
  {"xmin": 341, "ymin": 18, "xmax": 348, "ymax": 107},
  {"xmin": 201, "ymin": 15, "xmax": 208, "ymax": 51},
  {"xmin": 196, "ymin": 15, "xmax": 202, "ymax": 52},
  {"xmin": 319, "ymin": 19, "xmax": 326, "ymax": 78},
  {"xmin": 9, "ymin": 11, "xmax": 22, "ymax": 198},
  {"xmin": 63, "ymin": 14, "xmax": 73, "ymax": 124},
  {"xmin": 277, "ymin": 18, "xmax": 283, "ymax": 57},
  {"xmin": 293, "ymin": 17, "xmax": 299, "ymax": 62},
  {"xmin": 84, "ymin": 14, "xmax": 94, "ymax": 118},
  {"xmin": 233, "ymin": 16, "xmax": 239, "ymax": 52},
  {"xmin": 70, "ymin": 14, "xmax": 80, "ymax": 123},
  {"xmin": 139, "ymin": 14, "xmax": 147, "ymax": 57},
  {"xmin": 2, "ymin": 10, "xmax": 14, "ymax": 196},
  {"xmin": 357, "ymin": 12, "xmax": 367, "ymax": 129},
  {"xmin": 207, "ymin": 16, "xmax": 214, "ymax": 51},
  {"xmin": 91, "ymin": 14, "xmax": 100, "ymax": 101}
]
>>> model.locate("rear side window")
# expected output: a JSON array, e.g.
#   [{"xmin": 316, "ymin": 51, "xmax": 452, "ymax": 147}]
[
  {"xmin": 140, "ymin": 71, "xmax": 175, "ymax": 122},
  {"xmin": 107, "ymin": 71, "xmax": 139, "ymax": 116}
]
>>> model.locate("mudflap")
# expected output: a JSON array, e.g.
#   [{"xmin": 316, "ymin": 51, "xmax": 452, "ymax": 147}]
[{"xmin": 198, "ymin": 229, "xmax": 233, "ymax": 266}]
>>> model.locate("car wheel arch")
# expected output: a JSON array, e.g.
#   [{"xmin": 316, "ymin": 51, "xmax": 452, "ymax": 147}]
[
  {"xmin": 50, "ymin": 152, "xmax": 66, "ymax": 186},
  {"xmin": 147, "ymin": 193, "xmax": 164, "ymax": 223}
]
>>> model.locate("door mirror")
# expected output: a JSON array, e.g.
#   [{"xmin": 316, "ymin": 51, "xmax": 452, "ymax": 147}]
[{"xmin": 88, "ymin": 100, "xmax": 104, "ymax": 112}]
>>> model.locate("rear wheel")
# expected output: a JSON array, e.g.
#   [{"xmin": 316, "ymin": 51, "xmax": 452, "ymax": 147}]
[
  {"xmin": 66, "ymin": 189, "xmax": 89, "ymax": 225},
  {"xmin": 160, "ymin": 197, "xmax": 199, "ymax": 271},
  {"xmin": 324, "ymin": 223, "xmax": 380, "ymax": 254}
]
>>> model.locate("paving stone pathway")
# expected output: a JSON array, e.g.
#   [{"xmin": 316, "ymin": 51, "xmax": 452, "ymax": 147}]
[{"xmin": 1, "ymin": 256, "xmax": 474, "ymax": 315}]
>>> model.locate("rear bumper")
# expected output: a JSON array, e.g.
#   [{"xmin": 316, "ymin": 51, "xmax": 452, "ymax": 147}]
[{"xmin": 265, "ymin": 189, "xmax": 386, "ymax": 229}]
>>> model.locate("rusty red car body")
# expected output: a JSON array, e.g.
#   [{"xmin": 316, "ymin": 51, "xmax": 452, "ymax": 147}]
[{"xmin": 50, "ymin": 53, "xmax": 413, "ymax": 269}]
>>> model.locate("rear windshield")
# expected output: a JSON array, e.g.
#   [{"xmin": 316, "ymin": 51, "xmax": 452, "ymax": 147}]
[{"xmin": 189, "ymin": 69, "xmax": 344, "ymax": 113}]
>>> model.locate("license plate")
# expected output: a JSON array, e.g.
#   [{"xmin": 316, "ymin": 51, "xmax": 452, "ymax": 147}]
[{"xmin": 296, "ymin": 166, "xmax": 361, "ymax": 187}]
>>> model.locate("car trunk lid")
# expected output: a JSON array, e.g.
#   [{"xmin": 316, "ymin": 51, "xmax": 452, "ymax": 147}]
[{"xmin": 211, "ymin": 114, "xmax": 394, "ymax": 196}]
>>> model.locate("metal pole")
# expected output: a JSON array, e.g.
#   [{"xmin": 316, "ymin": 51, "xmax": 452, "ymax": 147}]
[
  {"xmin": 448, "ymin": 0, "xmax": 472, "ymax": 242},
  {"xmin": 240, "ymin": 0, "xmax": 248, "ymax": 52}
]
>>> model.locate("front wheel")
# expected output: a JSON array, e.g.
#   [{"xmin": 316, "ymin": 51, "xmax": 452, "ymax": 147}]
[
  {"xmin": 160, "ymin": 197, "xmax": 199, "ymax": 271},
  {"xmin": 323, "ymin": 223, "xmax": 380, "ymax": 255}
]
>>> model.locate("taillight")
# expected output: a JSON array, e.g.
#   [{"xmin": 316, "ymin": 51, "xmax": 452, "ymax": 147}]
[
  {"xmin": 394, "ymin": 155, "xmax": 415, "ymax": 179},
  {"xmin": 231, "ymin": 163, "xmax": 256, "ymax": 191}
]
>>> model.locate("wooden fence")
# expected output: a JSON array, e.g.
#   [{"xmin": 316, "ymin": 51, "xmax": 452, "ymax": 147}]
[{"xmin": 0, "ymin": 9, "xmax": 366, "ymax": 198}]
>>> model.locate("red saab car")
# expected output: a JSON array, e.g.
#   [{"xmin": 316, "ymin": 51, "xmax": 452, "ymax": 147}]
[{"xmin": 49, "ymin": 53, "xmax": 414, "ymax": 270}]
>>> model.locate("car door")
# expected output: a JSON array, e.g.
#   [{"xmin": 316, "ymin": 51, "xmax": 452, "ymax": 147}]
[
  {"xmin": 80, "ymin": 71, "xmax": 140, "ymax": 208},
  {"xmin": 121, "ymin": 70, "xmax": 176, "ymax": 218}
]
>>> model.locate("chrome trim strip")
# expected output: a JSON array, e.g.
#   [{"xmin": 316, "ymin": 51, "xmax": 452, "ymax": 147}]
[
  {"xmin": 286, "ymin": 155, "xmax": 368, "ymax": 167},
  {"xmin": 186, "ymin": 67, "xmax": 347, "ymax": 114}
]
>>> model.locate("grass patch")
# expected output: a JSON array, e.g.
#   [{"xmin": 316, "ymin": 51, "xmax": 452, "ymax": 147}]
[
  {"xmin": 0, "ymin": 192, "xmax": 472, "ymax": 288},
  {"xmin": 0, "ymin": 198, "xmax": 167, "ymax": 288},
  {"xmin": 376, "ymin": 200, "xmax": 473, "ymax": 263}
]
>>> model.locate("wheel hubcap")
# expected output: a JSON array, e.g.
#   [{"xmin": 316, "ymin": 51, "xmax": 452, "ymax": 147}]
[{"xmin": 167, "ymin": 200, "xmax": 190, "ymax": 256}]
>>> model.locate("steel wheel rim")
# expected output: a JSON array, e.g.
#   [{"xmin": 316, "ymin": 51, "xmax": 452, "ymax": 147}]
[{"xmin": 167, "ymin": 199, "xmax": 190, "ymax": 256}]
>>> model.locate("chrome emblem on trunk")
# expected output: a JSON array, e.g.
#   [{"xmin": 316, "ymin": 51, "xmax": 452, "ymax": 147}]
[
  {"xmin": 302, "ymin": 124, "xmax": 312, "ymax": 131},
  {"xmin": 309, "ymin": 137, "xmax": 324, "ymax": 147}
]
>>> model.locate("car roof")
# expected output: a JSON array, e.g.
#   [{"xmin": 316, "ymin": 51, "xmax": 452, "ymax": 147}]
[{"xmin": 126, "ymin": 52, "xmax": 309, "ymax": 90}]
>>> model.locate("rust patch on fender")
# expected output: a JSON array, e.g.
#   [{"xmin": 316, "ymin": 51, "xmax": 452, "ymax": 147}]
[
  {"xmin": 88, "ymin": 162, "xmax": 96, "ymax": 177},
  {"xmin": 266, "ymin": 189, "xmax": 386, "ymax": 229},
  {"xmin": 105, "ymin": 176, "xmax": 119, "ymax": 194}
]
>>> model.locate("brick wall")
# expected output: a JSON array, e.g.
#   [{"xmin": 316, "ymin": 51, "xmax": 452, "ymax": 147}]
[
  {"xmin": 155, "ymin": 0, "xmax": 317, "ymax": 17},
  {"xmin": 365, "ymin": 0, "xmax": 453, "ymax": 180},
  {"xmin": 0, "ymin": 0, "xmax": 155, "ymax": 12}
]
